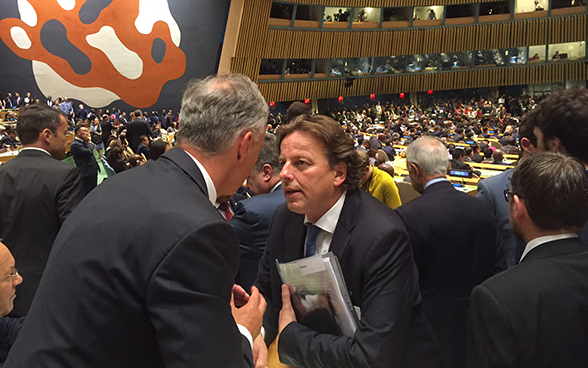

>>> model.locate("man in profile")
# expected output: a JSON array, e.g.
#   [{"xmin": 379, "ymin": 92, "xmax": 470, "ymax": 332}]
[
  {"xmin": 71, "ymin": 125, "xmax": 100, "ymax": 195},
  {"xmin": 5, "ymin": 74, "xmax": 268, "ymax": 367},
  {"xmin": 256, "ymin": 115, "xmax": 442, "ymax": 368},
  {"xmin": 0, "ymin": 105, "xmax": 84, "ymax": 317},
  {"xmin": 467, "ymin": 152, "xmax": 588, "ymax": 367},
  {"xmin": 0, "ymin": 241, "xmax": 24, "ymax": 365},
  {"xmin": 230, "ymin": 133, "xmax": 285, "ymax": 292},
  {"xmin": 396, "ymin": 136, "xmax": 500, "ymax": 368}
]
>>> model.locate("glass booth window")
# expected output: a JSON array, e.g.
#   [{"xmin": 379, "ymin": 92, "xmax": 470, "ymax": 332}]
[
  {"xmin": 474, "ymin": 50, "xmax": 505, "ymax": 66},
  {"xmin": 529, "ymin": 45, "xmax": 546, "ymax": 63},
  {"xmin": 440, "ymin": 52, "xmax": 472, "ymax": 70},
  {"xmin": 344, "ymin": 58, "xmax": 373, "ymax": 75},
  {"xmin": 480, "ymin": 1, "xmax": 511, "ymax": 15},
  {"xmin": 383, "ymin": 7, "xmax": 412, "ymax": 21},
  {"xmin": 406, "ymin": 55, "xmax": 423, "ymax": 72},
  {"xmin": 260, "ymin": 59, "xmax": 284, "ymax": 75},
  {"xmin": 422, "ymin": 54, "xmax": 439, "ymax": 71},
  {"xmin": 500, "ymin": 47, "xmax": 527, "ymax": 64},
  {"xmin": 270, "ymin": 2, "xmax": 294, "ymax": 19},
  {"xmin": 413, "ymin": 6, "xmax": 444, "ymax": 20},
  {"xmin": 330, "ymin": 59, "xmax": 345, "ymax": 76},
  {"xmin": 353, "ymin": 7, "xmax": 381, "ymax": 22},
  {"xmin": 445, "ymin": 4, "xmax": 477, "ymax": 18},
  {"xmin": 295, "ymin": 5, "xmax": 323, "ymax": 22},
  {"xmin": 324, "ymin": 7, "xmax": 351, "ymax": 22},
  {"xmin": 551, "ymin": 0, "xmax": 582, "ymax": 9},
  {"xmin": 285, "ymin": 59, "xmax": 311, "ymax": 75},
  {"xmin": 515, "ymin": 0, "xmax": 547, "ymax": 13},
  {"xmin": 374, "ymin": 56, "xmax": 405, "ymax": 74},
  {"xmin": 549, "ymin": 41, "xmax": 586, "ymax": 61}
]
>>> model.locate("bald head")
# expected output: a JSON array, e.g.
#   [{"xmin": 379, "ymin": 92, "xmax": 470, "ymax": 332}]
[{"xmin": 0, "ymin": 242, "xmax": 22, "ymax": 317}]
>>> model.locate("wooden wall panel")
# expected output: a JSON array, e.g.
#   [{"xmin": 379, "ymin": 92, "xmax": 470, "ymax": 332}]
[
  {"xmin": 257, "ymin": 61, "xmax": 586, "ymax": 101},
  {"xmin": 259, "ymin": 15, "xmax": 586, "ymax": 60},
  {"xmin": 293, "ymin": 0, "xmax": 499, "ymax": 7}
]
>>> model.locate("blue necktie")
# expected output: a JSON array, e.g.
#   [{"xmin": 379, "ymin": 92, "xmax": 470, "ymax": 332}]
[{"xmin": 304, "ymin": 223, "xmax": 321, "ymax": 257}]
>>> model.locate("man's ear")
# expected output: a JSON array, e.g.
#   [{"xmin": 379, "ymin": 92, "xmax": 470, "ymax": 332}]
[
  {"xmin": 511, "ymin": 194, "xmax": 527, "ymax": 222},
  {"xmin": 40, "ymin": 128, "xmax": 53, "ymax": 144},
  {"xmin": 333, "ymin": 162, "xmax": 347, "ymax": 187},
  {"xmin": 237, "ymin": 131, "xmax": 254, "ymax": 162},
  {"xmin": 519, "ymin": 137, "xmax": 536, "ymax": 155},
  {"xmin": 547, "ymin": 137, "xmax": 568, "ymax": 155},
  {"xmin": 261, "ymin": 164, "xmax": 274, "ymax": 182}
]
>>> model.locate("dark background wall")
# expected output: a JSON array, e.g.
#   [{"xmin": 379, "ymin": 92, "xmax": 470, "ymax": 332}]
[{"xmin": 0, "ymin": 0, "xmax": 231, "ymax": 113}]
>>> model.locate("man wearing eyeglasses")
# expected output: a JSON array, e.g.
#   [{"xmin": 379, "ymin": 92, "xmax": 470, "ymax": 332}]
[
  {"xmin": 467, "ymin": 152, "xmax": 588, "ymax": 368},
  {"xmin": 0, "ymin": 241, "xmax": 24, "ymax": 365}
]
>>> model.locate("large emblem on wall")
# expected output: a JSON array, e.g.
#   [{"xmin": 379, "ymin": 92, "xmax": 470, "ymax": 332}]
[{"xmin": 0, "ymin": 0, "xmax": 186, "ymax": 108}]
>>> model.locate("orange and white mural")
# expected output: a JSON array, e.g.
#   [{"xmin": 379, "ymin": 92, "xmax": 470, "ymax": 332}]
[{"xmin": 0, "ymin": 0, "xmax": 186, "ymax": 108}]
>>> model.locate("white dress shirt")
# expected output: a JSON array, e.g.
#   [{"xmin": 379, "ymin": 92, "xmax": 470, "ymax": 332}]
[{"xmin": 304, "ymin": 191, "xmax": 347, "ymax": 256}]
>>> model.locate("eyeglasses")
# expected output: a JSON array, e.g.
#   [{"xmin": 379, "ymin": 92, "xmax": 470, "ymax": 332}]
[
  {"xmin": 503, "ymin": 189, "xmax": 515, "ymax": 203},
  {"xmin": 3, "ymin": 268, "xmax": 18, "ymax": 282}
]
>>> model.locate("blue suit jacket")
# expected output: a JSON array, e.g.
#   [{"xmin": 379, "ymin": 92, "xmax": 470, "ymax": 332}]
[
  {"xmin": 230, "ymin": 184, "xmax": 285, "ymax": 291},
  {"xmin": 477, "ymin": 169, "xmax": 523, "ymax": 269}
]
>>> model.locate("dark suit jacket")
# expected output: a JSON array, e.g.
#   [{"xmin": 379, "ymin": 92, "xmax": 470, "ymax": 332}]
[
  {"xmin": 70, "ymin": 138, "xmax": 99, "ymax": 178},
  {"xmin": 396, "ymin": 181, "xmax": 500, "ymax": 368},
  {"xmin": 4, "ymin": 148, "xmax": 253, "ymax": 367},
  {"xmin": 230, "ymin": 184, "xmax": 285, "ymax": 291},
  {"xmin": 477, "ymin": 169, "xmax": 525, "ymax": 268},
  {"xmin": 467, "ymin": 237, "xmax": 588, "ymax": 368},
  {"xmin": 0, "ymin": 149, "xmax": 84, "ymax": 316},
  {"xmin": 255, "ymin": 189, "xmax": 443, "ymax": 368},
  {"xmin": 126, "ymin": 118, "xmax": 153, "ymax": 153}
]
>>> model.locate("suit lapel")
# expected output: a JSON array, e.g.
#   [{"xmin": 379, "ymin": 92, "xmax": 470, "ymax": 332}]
[
  {"xmin": 283, "ymin": 212, "xmax": 306, "ymax": 262},
  {"xmin": 330, "ymin": 191, "xmax": 359, "ymax": 258}
]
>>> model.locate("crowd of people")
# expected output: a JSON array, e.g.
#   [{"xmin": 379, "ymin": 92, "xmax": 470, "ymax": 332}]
[{"xmin": 0, "ymin": 78, "xmax": 587, "ymax": 368}]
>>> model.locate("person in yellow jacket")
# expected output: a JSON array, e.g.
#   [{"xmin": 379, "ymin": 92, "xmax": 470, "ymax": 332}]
[{"xmin": 359, "ymin": 151, "xmax": 402, "ymax": 209}]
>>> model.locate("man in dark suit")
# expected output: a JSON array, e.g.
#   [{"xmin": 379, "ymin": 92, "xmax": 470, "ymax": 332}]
[
  {"xmin": 526, "ymin": 89, "xmax": 588, "ymax": 243},
  {"xmin": 396, "ymin": 136, "xmax": 501, "ymax": 368},
  {"xmin": 0, "ymin": 105, "xmax": 84, "ymax": 317},
  {"xmin": 255, "ymin": 115, "xmax": 443, "ymax": 368},
  {"xmin": 467, "ymin": 152, "xmax": 588, "ymax": 368},
  {"xmin": 230, "ymin": 133, "xmax": 285, "ymax": 291},
  {"xmin": 136, "ymin": 135, "xmax": 151, "ymax": 159},
  {"xmin": 4, "ymin": 74, "xmax": 268, "ymax": 368},
  {"xmin": 126, "ymin": 110, "xmax": 153, "ymax": 153},
  {"xmin": 70, "ymin": 126, "xmax": 100, "ymax": 195}
]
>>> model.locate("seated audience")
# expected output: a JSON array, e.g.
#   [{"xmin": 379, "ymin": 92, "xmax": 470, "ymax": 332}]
[
  {"xmin": 128, "ymin": 154, "xmax": 146, "ymax": 168},
  {"xmin": 136, "ymin": 135, "xmax": 150, "ymax": 159},
  {"xmin": 106, "ymin": 146, "xmax": 128, "ymax": 173}
]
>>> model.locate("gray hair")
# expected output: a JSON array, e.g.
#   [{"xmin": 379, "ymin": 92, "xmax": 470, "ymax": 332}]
[
  {"xmin": 176, "ymin": 74, "xmax": 269, "ymax": 155},
  {"xmin": 253, "ymin": 133, "xmax": 281, "ymax": 173},
  {"xmin": 406, "ymin": 136, "xmax": 448, "ymax": 176}
]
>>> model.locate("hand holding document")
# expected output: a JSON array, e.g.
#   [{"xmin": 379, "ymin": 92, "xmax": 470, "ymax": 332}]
[{"xmin": 276, "ymin": 252, "xmax": 358, "ymax": 337}]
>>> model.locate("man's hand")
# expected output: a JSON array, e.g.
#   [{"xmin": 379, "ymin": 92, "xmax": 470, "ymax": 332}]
[
  {"xmin": 252, "ymin": 334, "xmax": 268, "ymax": 368},
  {"xmin": 278, "ymin": 284, "xmax": 297, "ymax": 334},
  {"xmin": 231, "ymin": 286, "xmax": 266, "ymax": 338}
]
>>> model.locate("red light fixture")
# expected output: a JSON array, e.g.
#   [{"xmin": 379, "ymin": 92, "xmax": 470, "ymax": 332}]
[
  {"xmin": 399, "ymin": 93, "xmax": 405, "ymax": 99},
  {"xmin": 427, "ymin": 90, "xmax": 433, "ymax": 95},
  {"xmin": 370, "ymin": 94, "xmax": 376, "ymax": 99},
  {"xmin": 304, "ymin": 98, "xmax": 310, "ymax": 104},
  {"xmin": 269, "ymin": 101, "xmax": 275, "ymax": 107},
  {"xmin": 338, "ymin": 96, "xmax": 344, "ymax": 102}
]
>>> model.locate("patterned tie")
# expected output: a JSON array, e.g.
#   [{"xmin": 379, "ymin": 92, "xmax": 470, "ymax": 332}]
[
  {"xmin": 218, "ymin": 202, "xmax": 233, "ymax": 221},
  {"xmin": 304, "ymin": 223, "xmax": 321, "ymax": 257}
]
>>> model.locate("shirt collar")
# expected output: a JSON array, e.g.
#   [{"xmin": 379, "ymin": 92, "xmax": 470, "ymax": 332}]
[
  {"xmin": 270, "ymin": 181, "xmax": 282, "ymax": 193},
  {"xmin": 304, "ymin": 191, "xmax": 347, "ymax": 235},
  {"xmin": 21, "ymin": 147, "xmax": 51, "ymax": 156},
  {"xmin": 520, "ymin": 233, "xmax": 578, "ymax": 262},
  {"xmin": 183, "ymin": 150, "xmax": 217, "ymax": 206},
  {"xmin": 425, "ymin": 177, "xmax": 449, "ymax": 190}
]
